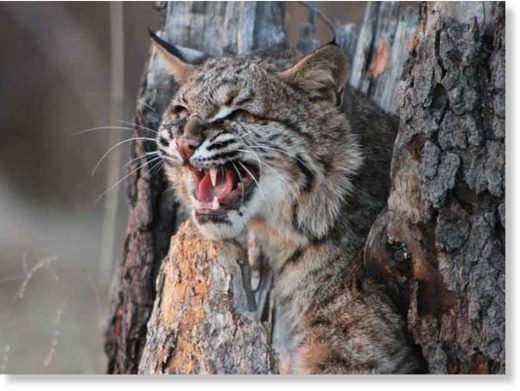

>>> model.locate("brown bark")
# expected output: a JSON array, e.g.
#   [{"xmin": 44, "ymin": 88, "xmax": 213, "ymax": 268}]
[
  {"xmin": 105, "ymin": 1, "xmax": 505, "ymax": 374},
  {"xmin": 364, "ymin": 2, "xmax": 505, "ymax": 374},
  {"xmin": 138, "ymin": 221, "xmax": 274, "ymax": 374}
]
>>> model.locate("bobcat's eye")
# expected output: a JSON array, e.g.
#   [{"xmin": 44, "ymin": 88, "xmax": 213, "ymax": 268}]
[
  {"xmin": 171, "ymin": 105, "xmax": 190, "ymax": 120},
  {"xmin": 231, "ymin": 109, "xmax": 257, "ymax": 124}
]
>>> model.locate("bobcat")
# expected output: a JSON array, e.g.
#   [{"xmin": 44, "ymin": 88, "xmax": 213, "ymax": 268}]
[{"xmin": 150, "ymin": 31, "xmax": 426, "ymax": 374}]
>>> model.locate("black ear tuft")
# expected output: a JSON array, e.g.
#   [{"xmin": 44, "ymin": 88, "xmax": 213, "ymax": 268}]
[
  {"xmin": 148, "ymin": 28, "xmax": 197, "ymax": 83},
  {"xmin": 327, "ymin": 35, "xmax": 339, "ymax": 47},
  {"xmin": 148, "ymin": 28, "xmax": 188, "ymax": 62}
]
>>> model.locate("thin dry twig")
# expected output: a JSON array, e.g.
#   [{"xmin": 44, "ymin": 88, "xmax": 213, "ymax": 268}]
[
  {"xmin": 17, "ymin": 256, "xmax": 58, "ymax": 300},
  {"xmin": 43, "ymin": 303, "xmax": 66, "ymax": 368},
  {"xmin": 0, "ymin": 254, "xmax": 61, "ymax": 373},
  {"xmin": 297, "ymin": 1, "xmax": 336, "ymax": 37}
]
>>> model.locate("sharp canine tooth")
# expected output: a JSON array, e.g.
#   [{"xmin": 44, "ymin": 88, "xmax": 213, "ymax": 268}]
[
  {"xmin": 212, "ymin": 196, "xmax": 220, "ymax": 210},
  {"xmin": 209, "ymin": 168, "xmax": 218, "ymax": 187}
]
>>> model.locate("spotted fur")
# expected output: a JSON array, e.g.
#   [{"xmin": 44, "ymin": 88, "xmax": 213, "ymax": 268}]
[{"xmin": 152, "ymin": 32, "xmax": 426, "ymax": 374}]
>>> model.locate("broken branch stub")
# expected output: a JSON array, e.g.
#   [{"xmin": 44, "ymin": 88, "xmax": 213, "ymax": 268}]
[{"xmin": 138, "ymin": 221, "xmax": 275, "ymax": 374}]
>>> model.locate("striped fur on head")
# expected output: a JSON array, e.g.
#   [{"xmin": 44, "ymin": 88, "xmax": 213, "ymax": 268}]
[{"xmin": 154, "ymin": 37, "xmax": 362, "ymax": 243}]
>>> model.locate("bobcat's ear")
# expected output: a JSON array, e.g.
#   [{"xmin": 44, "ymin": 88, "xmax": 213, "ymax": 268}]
[
  {"xmin": 281, "ymin": 44, "xmax": 349, "ymax": 104},
  {"xmin": 148, "ymin": 29, "xmax": 208, "ymax": 84}
]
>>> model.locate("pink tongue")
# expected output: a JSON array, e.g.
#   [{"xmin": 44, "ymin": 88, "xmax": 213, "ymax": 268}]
[{"xmin": 197, "ymin": 168, "xmax": 236, "ymax": 202}]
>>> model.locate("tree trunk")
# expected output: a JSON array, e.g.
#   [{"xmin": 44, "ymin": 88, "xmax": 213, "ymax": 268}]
[
  {"xmin": 105, "ymin": 1, "xmax": 505, "ymax": 374},
  {"xmin": 364, "ymin": 2, "xmax": 505, "ymax": 373}
]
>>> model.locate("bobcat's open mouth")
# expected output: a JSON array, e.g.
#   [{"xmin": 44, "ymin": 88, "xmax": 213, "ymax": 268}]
[{"xmin": 188, "ymin": 161, "xmax": 259, "ymax": 220}]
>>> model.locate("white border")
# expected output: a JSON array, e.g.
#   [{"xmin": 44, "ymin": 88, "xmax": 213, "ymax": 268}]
[{"xmin": 1, "ymin": 0, "xmax": 517, "ymax": 389}]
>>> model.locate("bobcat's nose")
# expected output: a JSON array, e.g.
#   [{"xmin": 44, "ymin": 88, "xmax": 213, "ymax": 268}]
[
  {"xmin": 176, "ymin": 115, "xmax": 205, "ymax": 161},
  {"xmin": 176, "ymin": 137, "xmax": 199, "ymax": 161}
]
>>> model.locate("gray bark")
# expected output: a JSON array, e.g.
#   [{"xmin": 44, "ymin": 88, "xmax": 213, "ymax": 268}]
[
  {"xmin": 364, "ymin": 2, "xmax": 505, "ymax": 373},
  {"xmin": 349, "ymin": 2, "xmax": 419, "ymax": 114}
]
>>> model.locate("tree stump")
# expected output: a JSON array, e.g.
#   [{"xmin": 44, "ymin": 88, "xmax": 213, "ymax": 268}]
[{"xmin": 138, "ymin": 221, "xmax": 274, "ymax": 374}]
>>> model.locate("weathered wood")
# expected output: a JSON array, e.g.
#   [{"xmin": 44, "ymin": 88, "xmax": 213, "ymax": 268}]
[
  {"xmin": 335, "ymin": 23, "xmax": 359, "ymax": 68},
  {"xmin": 297, "ymin": 2, "xmax": 320, "ymax": 53},
  {"xmin": 364, "ymin": 2, "xmax": 505, "ymax": 374},
  {"xmin": 138, "ymin": 221, "xmax": 274, "ymax": 374},
  {"xmin": 105, "ymin": 1, "xmax": 287, "ymax": 374},
  {"xmin": 349, "ymin": 2, "xmax": 419, "ymax": 114},
  {"xmin": 163, "ymin": 2, "xmax": 287, "ymax": 55}
]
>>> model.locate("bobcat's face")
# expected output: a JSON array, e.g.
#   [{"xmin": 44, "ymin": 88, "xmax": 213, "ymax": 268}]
[
  {"xmin": 157, "ymin": 57, "xmax": 293, "ymax": 240},
  {"xmin": 152, "ymin": 33, "xmax": 361, "ymax": 242}
]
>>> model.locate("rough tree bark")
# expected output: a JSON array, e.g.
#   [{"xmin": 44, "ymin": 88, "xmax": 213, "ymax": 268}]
[
  {"xmin": 364, "ymin": 2, "xmax": 505, "ymax": 373},
  {"xmin": 138, "ymin": 221, "xmax": 274, "ymax": 374},
  {"xmin": 105, "ymin": 1, "xmax": 505, "ymax": 374}
]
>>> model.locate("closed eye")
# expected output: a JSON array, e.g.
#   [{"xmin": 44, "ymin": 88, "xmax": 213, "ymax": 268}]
[
  {"xmin": 211, "ymin": 106, "xmax": 258, "ymax": 124},
  {"xmin": 171, "ymin": 105, "xmax": 190, "ymax": 120},
  {"xmin": 229, "ymin": 109, "xmax": 257, "ymax": 124}
]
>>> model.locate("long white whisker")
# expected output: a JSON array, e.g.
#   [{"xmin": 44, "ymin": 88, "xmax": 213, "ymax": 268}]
[
  {"xmin": 95, "ymin": 156, "xmax": 162, "ymax": 203},
  {"xmin": 117, "ymin": 120, "xmax": 158, "ymax": 135},
  {"xmin": 149, "ymin": 159, "xmax": 164, "ymax": 176},
  {"xmin": 246, "ymin": 145, "xmax": 311, "ymax": 169},
  {"xmin": 239, "ymin": 149, "xmax": 289, "ymax": 187},
  {"xmin": 238, "ymin": 128, "xmax": 258, "ymax": 140},
  {"xmin": 236, "ymin": 122, "xmax": 260, "ymax": 141},
  {"xmin": 238, "ymin": 161, "xmax": 265, "ymax": 199},
  {"xmin": 73, "ymin": 126, "xmax": 135, "ymax": 136},
  {"xmin": 231, "ymin": 161, "xmax": 245, "ymax": 205},
  {"xmin": 137, "ymin": 99, "xmax": 157, "ymax": 112},
  {"xmin": 259, "ymin": 161, "xmax": 288, "ymax": 185},
  {"xmin": 238, "ymin": 148, "xmax": 263, "ymax": 176},
  {"xmin": 91, "ymin": 137, "xmax": 157, "ymax": 175},
  {"xmin": 161, "ymin": 155, "xmax": 177, "ymax": 166},
  {"xmin": 124, "ymin": 151, "xmax": 160, "ymax": 168}
]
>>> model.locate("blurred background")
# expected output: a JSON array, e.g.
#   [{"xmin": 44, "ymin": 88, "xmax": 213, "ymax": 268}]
[{"xmin": 0, "ymin": 1, "xmax": 366, "ymax": 374}]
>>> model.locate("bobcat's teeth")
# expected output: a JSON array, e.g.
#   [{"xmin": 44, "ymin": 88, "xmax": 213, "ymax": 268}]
[
  {"xmin": 209, "ymin": 168, "xmax": 218, "ymax": 187},
  {"xmin": 212, "ymin": 196, "xmax": 220, "ymax": 210}
]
